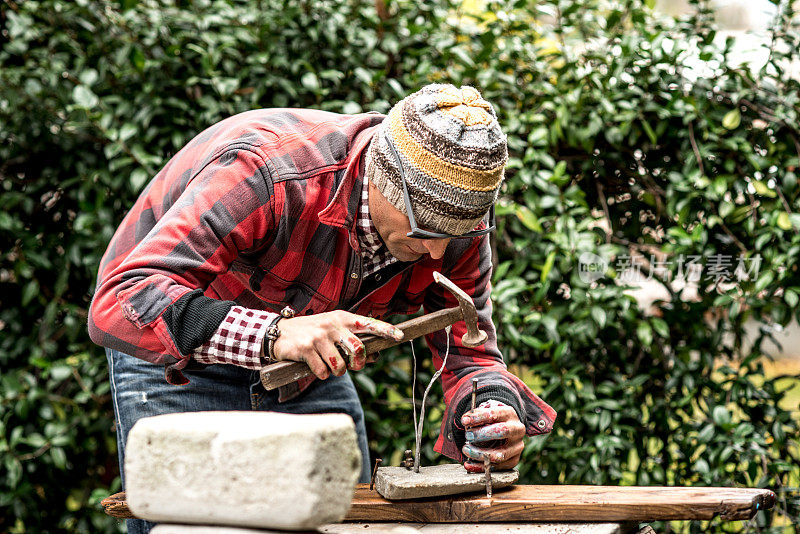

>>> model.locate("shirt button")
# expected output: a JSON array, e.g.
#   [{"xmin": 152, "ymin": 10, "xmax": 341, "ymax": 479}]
[
  {"xmin": 350, "ymin": 272, "xmax": 359, "ymax": 279},
  {"xmin": 537, "ymin": 419, "xmax": 547, "ymax": 430}
]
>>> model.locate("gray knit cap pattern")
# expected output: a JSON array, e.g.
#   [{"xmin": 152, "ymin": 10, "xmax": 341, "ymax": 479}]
[{"xmin": 365, "ymin": 83, "xmax": 508, "ymax": 236}]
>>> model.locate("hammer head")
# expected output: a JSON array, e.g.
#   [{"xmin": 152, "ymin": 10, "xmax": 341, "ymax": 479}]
[{"xmin": 432, "ymin": 271, "xmax": 488, "ymax": 347}]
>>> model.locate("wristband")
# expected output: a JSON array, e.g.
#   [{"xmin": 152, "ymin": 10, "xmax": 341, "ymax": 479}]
[{"xmin": 261, "ymin": 306, "xmax": 295, "ymax": 365}]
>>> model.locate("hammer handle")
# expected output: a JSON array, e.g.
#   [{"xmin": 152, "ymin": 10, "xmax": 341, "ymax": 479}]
[{"xmin": 259, "ymin": 306, "xmax": 462, "ymax": 390}]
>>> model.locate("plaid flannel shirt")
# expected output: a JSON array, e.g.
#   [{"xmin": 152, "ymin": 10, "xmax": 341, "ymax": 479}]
[
  {"xmin": 192, "ymin": 169, "xmax": 394, "ymax": 371},
  {"xmin": 88, "ymin": 108, "xmax": 556, "ymax": 461}
]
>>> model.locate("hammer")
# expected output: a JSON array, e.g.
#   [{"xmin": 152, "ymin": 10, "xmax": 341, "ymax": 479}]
[{"xmin": 259, "ymin": 271, "xmax": 488, "ymax": 391}]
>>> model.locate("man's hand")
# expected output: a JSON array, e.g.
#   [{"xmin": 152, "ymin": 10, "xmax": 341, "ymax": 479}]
[
  {"xmin": 271, "ymin": 310, "xmax": 403, "ymax": 380},
  {"xmin": 461, "ymin": 399, "xmax": 525, "ymax": 472}
]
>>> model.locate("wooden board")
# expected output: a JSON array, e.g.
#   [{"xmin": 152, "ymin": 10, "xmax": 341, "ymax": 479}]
[
  {"xmin": 345, "ymin": 484, "xmax": 775, "ymax": 523},
  {"xmin": 151, "ymin": 522, "xmax": 639, "ymax": 533},
  {"xmin": 322, "ymin": 522, "xmax": 638, "ymax": 533}
]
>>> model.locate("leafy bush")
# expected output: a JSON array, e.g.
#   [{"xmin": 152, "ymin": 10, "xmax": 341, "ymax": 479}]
[{"xmin": 1, "ymin": 0, "xmax": 798, "ymax": 531}]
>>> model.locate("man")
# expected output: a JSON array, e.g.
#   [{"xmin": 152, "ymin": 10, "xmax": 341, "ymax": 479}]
[{"xmin": 89, "ymin": 84, "xmax": 556, "ymax": 533}]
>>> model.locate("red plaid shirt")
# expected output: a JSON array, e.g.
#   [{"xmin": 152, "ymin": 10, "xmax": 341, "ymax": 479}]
[
  {"xmin": 192, "ymin": 167, "xmax": 394, "ymax": 371},
  {"xmin": 88, "ymin": 108, "xmax": 556, "ymax": 460}
]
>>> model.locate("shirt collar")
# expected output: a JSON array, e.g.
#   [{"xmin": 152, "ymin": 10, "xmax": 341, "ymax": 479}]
[
  {"xmin": 357, "ymin": 174, "xmax": 385, "ymax": 255},
  {"xmin": 316, "ymin": 124, "xmax": 382, "ymax": 229}
]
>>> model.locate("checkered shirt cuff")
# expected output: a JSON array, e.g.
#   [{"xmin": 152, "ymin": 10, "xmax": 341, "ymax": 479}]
[{"xmin": 193, "ymin": 306, "xmax": 277, "ymax": 369}]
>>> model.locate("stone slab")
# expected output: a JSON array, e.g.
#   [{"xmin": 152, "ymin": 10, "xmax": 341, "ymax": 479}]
[
  {"xmin": 126, "ymin": 411, "xmax": 361, "ymax": 530},
  {"xmin": 374, "ymin": 464, "xmax": 518, "ymax": 500}
]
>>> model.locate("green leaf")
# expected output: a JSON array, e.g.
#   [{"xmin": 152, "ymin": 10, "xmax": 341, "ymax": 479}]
[
  {"xmin": 72, "ymin": 85, "xmax": 98, "ymax": 109},
  {"xmin": 342, "ymin": 101, "xmax": 362, "ymax": 114},
  {"xmin": 130, "ymin": 169, "xmax": 149, "ymax": 192},
  {"xmin": 353, "ymin": 373, "xmax": 376, "ymax": 397},
  {"xmin": 698, "ymin": 424, "xmax": 715, "ymax": 443},
  {"xmin": 636, "ymin": 321, "xmax": 652, "ymax": 346},
  {"xmin": 387, "ymin": 79, "xmax": 404, "ymax": 97},
  {"xmin": 722, "ymin": 109, "xmax": 741, "ymax": 130},
  {"xmin": 751, "ymin": 180, "xmax": 776, "ymax": 198},
  {"xmin": 540, "ymin": 251, "xmax": 557, "ymax": 282},
  {"xmin": 119, "ymin": 123, "xmax": 137, "ymax": 142},
  {"xmin": 712, "ymin": 406, "xmax": 731, "ymax": 426},
  {"xmin": 651, "ymin": 317, "xmax": 669, "ymax": 337},
  {"xmin": 354, "ymin": 67, "xmax": 373, "ymax": 85},
  {"xmin": 553, "ymin": 160, "xmax": 567, "ymax": 178},
  {"xmin": 516, "ymin": 206, "xmax": 543, "ymax": 233},
  {"xmin": 693, "ymin": 458, "xmax": 710, "ymax": 475},
  {"xmin": 641, "ymin": 119, "xmax": 657, "ymax": 144},
  {"xmin": 21, "ymin": 281, "xmax": 39, "ymax": 306},
  {"xmin": 49, "ymin": 365, "xmax": 72, "ymax": 382},
  {"xmin": 214, "ymin": 77, "xmax": 239, "ymax": 96},
  {"xmin": 591, "ymin": 306, "xmax": 606, "ymax": 327},
  {"xmin": 452, "ymin": 47, "xmax": 475, "ymax": 66},
  {"xmin": 599, "ymin": 410, "xmax": 611, "ymax": 430},
  {"xmin": 719, "ymin": 201, "xmax": 734, "ymax": 219},
  {"xmin": 301, "ymin": 72, "xmax": 320, "ymax": 92},
  {"xmin": 5, "ymin": 457, "xmax": 21, "ymax": 488},
  {"xmin": 754, "ymin": 271, "xmax": 774, "ymax": 293},
  {"xmin": 131, "ymin": 47, "xmax": 145, "ymax": 71},
  {"xmin": 777, "ymin": 211, "xmax": 792, "ymax": 230},
  {"xmin": 78, "ymin": 69, "xmax": 98, "ymax": 86}
]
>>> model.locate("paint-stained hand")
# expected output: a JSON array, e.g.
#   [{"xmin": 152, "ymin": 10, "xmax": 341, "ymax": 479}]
[
  {"xmin": 461, "ymin": 399, "xmax": 525, "ymax": 473},
  {"xmin": 270, "ymin": 310, "xmax": 403, "ymax": 380}
]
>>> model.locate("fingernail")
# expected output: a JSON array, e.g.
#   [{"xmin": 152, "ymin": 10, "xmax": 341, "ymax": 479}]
[
  {"xmin": 462, "ymin": 416, "xmax": 472, "ymax": 426},
  {"xmin": 393, "ymin": 328, "xmax": 404, "ymax": 340},
  {"xmin": 465, "ymin": 431, "xmax": 475, "ymax": 441}
]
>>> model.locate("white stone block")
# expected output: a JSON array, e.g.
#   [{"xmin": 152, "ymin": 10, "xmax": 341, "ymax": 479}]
[{"xmin": 126, "ymin": 411, "xmax": 361, "ymax": 530}]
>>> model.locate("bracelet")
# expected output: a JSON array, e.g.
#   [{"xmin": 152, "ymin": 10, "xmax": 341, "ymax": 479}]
[{"xmin": 261, "ymin": 306, "xmax": 295, "ymax": 365}]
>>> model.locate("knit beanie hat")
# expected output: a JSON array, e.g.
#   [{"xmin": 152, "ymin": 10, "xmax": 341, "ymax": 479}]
[{"xmin": 365, "ymin": 83, "xmax": 507, "ymax": 236}]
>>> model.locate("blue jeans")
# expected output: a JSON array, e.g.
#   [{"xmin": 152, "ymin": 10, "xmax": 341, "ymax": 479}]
[{"xmin": 106, "ymin": 348, "xmax": 371, "ymax": 534}]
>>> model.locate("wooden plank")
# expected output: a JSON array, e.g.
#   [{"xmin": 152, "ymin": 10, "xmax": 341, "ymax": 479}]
[
  {"xmin": 151, "ymin": 522, "xmax": 639, "ymax": 533},
  {"xmin": 345, "ymin": 484, "xmax": 775, "ymax": 523},
  {"xmin": 322, "ymin": 522, "xmax": 637, "ymax": 533}
]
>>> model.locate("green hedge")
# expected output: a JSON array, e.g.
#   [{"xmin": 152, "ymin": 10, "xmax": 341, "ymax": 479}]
[{"xmin": 1, "ymin": 0, "xmax": 798, "ymax": 531}]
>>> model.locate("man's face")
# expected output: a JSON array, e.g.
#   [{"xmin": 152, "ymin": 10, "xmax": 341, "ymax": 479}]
[{"xmin": 367, "ymin": 180, "xmax": 452, "ymax": 262}]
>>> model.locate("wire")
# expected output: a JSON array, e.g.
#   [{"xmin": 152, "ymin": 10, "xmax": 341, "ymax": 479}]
[
  {"xmin": 411, "ymin": 339, "xmax": 417, "ymax": 458},
  {"xmin": 413, "ymin": 325, "xmax": 451, "ymax": 473}
]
